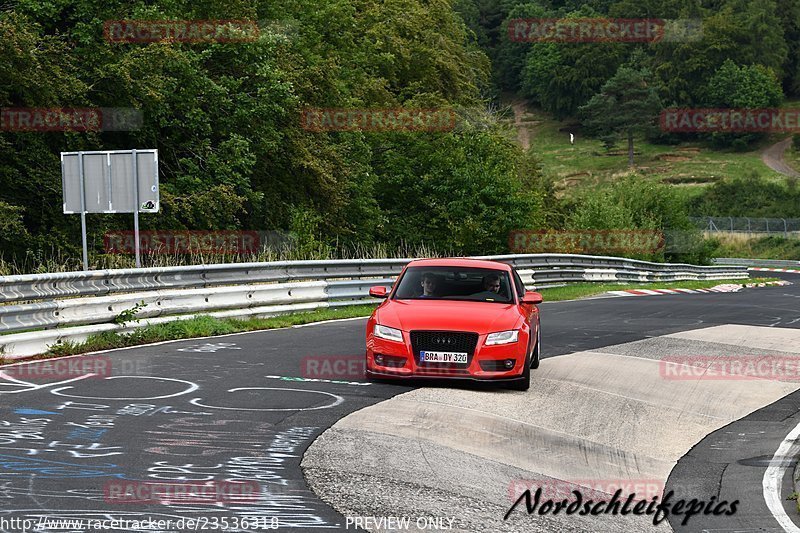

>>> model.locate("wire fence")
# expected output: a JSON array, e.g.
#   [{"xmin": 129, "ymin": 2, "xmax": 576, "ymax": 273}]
[{"xmin": 690, "ymin": 217, "xmax": 800, "ymax": 236}]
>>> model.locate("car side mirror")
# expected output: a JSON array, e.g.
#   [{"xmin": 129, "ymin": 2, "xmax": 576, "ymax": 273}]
[
  {"xmin": 369, "ymin": 286, "xmax": 389, "ymax": 298},
  {"xmin": 522, "ymin": 291, "xmax": 543, "ymax": 304}
]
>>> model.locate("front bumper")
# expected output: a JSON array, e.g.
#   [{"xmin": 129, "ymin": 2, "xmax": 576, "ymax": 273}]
[
  {"xmin": 365, "ymin": 368, "xmax": 528, "ymax": 384},
  {"xmin": 366, "ymin": 330, "xmax": 529, "ymax": 380}
]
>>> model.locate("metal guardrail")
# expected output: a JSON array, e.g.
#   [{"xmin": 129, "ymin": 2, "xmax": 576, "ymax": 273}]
[
  {"xmin": 0, "ymin": 254, "xmax": 747, "ymax": 358},
  {"xmin": 0, "ymin": 259, "xmax": 410, "ymax": 303},
  {"xmin": 713, "ymin": 258, "xmax": 800, "ymax": 268},
  {"xmin": 0, "ymin": 254, "xmax": 745, "ymax": 304}
]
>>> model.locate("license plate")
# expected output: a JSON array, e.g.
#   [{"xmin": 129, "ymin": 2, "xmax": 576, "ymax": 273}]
[{"xmin": 419, "ymin": 351, "xmax": 468, "ymax": 364}]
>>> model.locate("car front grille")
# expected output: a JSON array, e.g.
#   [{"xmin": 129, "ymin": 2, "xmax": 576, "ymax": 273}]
[{"xmin": 410, "ymin": 330, "xmax": 479, "ymax": 368}]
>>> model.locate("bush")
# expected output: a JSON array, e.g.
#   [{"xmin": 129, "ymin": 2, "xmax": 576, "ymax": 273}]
[
  {"xmin": 690, "ymin": 173, "xmax": 800, "ymax": 217},
  {"xmin": 374, "ymin": 123, "xmax": 547, "ymax": 255},
  {"xmin": 566, "ymin": 177, "xmax": 705, "ymax": 262},
  {"xmin": 288, "ymin": 206, "xmax": 333, "ymax": 260}
]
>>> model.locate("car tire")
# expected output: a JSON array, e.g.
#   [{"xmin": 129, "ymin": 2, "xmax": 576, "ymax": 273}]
[
  {"xmin": 530, "ymin": 325, "xmax": 541, "ymax": 370},
  {"xmin": 509, "ymin": 345, "xmax": 531, "ymax": 391}
]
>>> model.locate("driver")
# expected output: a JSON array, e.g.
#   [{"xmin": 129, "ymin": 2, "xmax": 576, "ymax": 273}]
[{"xmin": 471, "ymin": 272, "xmax": 504, "ymax": 300}]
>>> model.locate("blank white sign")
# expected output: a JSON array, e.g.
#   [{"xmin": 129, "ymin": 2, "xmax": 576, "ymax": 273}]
[{"xmin": 62, "ymin": 149, "xmax": 159, "ymax": 214}]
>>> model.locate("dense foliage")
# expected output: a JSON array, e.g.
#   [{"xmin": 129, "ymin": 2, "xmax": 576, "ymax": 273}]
[
  {"xmin": 0, "ymin": 0, "xmax": 545, "ymax": 264},
  {"xmin": 457, "ymin": 0, "xmax": 798, "ymax": 139},
  {"xmin": 690, "ymin": 174, "xmax": 800, "ymax": 218},
  {"xmin": 2, "ymin": 0, "xmax": 798, "ymax": 269}
]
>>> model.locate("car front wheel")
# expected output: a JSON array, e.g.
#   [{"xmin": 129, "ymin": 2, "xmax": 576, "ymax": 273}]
[
  {"xmin": 509, "ymin": 334, "xmax": 532, "ymax": 391},
  {"xmin": 530, "ymin": 325, "xmax": 541, "ymax": 369}
]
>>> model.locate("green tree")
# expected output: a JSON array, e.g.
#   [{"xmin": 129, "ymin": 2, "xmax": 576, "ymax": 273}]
[
  {"xmin": 579, "ymin": 65, "xmax": 662, "ymax": 166},
  {"xmin": 652, "ymin": 0, "xmax": 787, "ymax": 106},
  {"xmin": 495, "ymin": 2, "xmax": 549, "ymax": 92},
  {"xmin": 0, "ymin": 201, "xmax": 29, "ymax": 257},
  {"xmin": 372, "ymin": 123, "xmax": 544, "ymax": 255},
  {"xmin": 518, "ymin": 8, "xmax": 627, "ymax": 118},
  {"xmin": 777, "ymin": 0, "xmax": 800, "ymax": 96},
  {"xmin": 703, "ymin": 59, "xmax": 783, "ymax": 148},
  {"xmin": 705, "ymin": 60, "xmax": 783, "ymax": 108},
  {"xmin": 2, "ymin": 0, "xmax": 518, "ymax": 270}
]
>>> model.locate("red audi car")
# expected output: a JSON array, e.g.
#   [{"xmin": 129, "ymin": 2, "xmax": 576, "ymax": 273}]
[{"xmin": 365, "ymin": 258, "xmax": 542, "ymax": 390}]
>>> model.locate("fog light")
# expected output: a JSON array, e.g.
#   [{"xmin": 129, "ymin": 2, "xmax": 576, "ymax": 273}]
[
  {"xmin": 374, "ymin": 354, "xmax": 384, "ymax": 365},
  {"xmin": 504, "ymin": 359, "xmax": 515, "ymax": 369}
]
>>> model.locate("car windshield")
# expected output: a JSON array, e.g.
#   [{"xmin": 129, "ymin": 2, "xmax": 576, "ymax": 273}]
[{"xmin": 393, "ymin": 266, "xmax": 514, "ymax": 303}]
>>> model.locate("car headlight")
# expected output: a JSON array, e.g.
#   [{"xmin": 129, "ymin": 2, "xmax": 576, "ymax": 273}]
[
  {"xmin": 374, "ymin": 324, "xmax": 404, "ymax": 342},
  {"xmin": 485, "ymin": 330, "xmax": 519, "ymax": 345}
]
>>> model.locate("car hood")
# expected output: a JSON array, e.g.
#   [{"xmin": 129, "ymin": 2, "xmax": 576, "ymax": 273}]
[{"xmin": 376, "ymin": 299, "xmax": 522, "ymax": 334}]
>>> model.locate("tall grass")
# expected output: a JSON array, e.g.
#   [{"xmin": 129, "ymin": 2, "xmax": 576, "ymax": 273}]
[
  {"xmin": 707, "ymin": 233, "xmax": 800, "ymax": 260},
  {"xmin": 0, "ymin": 240, "xmax": 453, "ymax": 276}
]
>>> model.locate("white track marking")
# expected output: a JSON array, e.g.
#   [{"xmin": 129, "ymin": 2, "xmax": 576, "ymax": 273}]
[
  {"xmin": 0, "ymin": 371, "xmax": 96, "ymax": 394},
  {"xmin": 763, "ymin": 419, "xmax": 800, "ymax": 532},
  {"xmin": 190, "ymin": 387, "xmax": 344, "ymax": 411},
  {"xmin": 49, "ymin": 376, "xmax": 199, "ymax": 400}
]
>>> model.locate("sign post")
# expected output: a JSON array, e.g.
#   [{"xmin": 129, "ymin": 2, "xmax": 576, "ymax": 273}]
[
  {"xmin": 61, "ymin": 149, "xmax": 159, "ymax": 271},
  {"xmin": 78, "ymin": 152, "xmax": 89, "ymax": 271},
  {"xmin": 132, "ymin": 148, "xmax": 140, "ymax": 267}
]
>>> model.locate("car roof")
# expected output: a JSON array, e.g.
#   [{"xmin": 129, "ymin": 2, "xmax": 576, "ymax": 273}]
[{"xmin": 405, "ymin": 258, "xmax": 512, "ymax": 271}]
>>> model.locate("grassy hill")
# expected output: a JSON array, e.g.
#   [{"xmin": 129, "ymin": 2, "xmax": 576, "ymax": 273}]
[
  {"xmin": 503, "ymin": 99, "xmax": 800, "ymax": 261},
  {"xmin": 505, "ymin": 100, "xmax": 791, "ymax": 200}
]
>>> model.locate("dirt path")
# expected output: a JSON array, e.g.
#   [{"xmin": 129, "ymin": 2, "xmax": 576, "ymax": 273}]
[
  {"xmin": 761, "ymin": 136, "xmax": 800, "ymax": 177},
  {"xmin": 511, "ymin": 101, "xmax": 531, "ymax": 150}
]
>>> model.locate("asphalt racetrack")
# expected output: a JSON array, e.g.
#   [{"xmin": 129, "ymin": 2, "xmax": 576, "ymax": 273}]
[{"xmin": 2, "ymin": 271, "xmax": 800, "ymax": 532}]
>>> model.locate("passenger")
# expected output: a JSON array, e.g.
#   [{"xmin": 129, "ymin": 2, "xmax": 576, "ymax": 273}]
[
  {"xmin": 482, "ymin": 273, "xmax": 501, "ymax": 293},
  {"xmin": 419, "ymin": 272, "xmax": 438, "ymax": 298}
]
